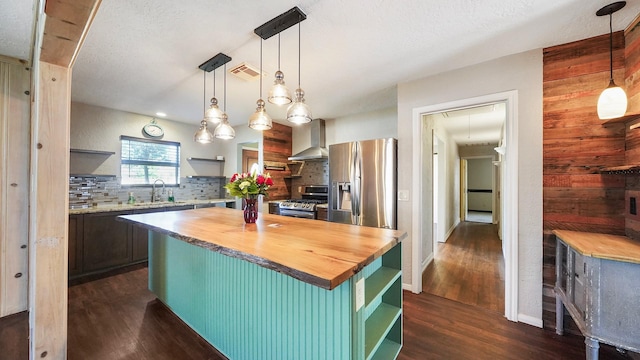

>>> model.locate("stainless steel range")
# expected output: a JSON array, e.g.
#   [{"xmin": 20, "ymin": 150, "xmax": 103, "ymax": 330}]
[{"xmin": 277, "ymin": 185, "xmax": 328, "ymax": 219}]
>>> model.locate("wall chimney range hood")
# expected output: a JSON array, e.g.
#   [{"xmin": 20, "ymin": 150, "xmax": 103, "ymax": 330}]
[{"xmin": 288, "ymin": 119, "xmax": 328, "ymax": 161}]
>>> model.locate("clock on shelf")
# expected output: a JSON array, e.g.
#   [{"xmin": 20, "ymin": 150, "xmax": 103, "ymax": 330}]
[{"xmin": 142, "ymin": 118, "xmax": 164, "ymax": 138}]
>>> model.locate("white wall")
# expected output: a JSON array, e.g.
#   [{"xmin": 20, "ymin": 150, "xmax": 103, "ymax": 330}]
[
  {"xmin": 292, "ymin": 106, "xmax": 397, "ymax": 153},
  {"xmin": 467, "ymin": 158, "xmax": 493, "ymax": 211},
  {"xmin": 397, "ymin": 49, "xmax": 543, "ymax": 323},
  {"xmin": 70, "ymin": 102, "xmax": 261, "ymax": 178}
]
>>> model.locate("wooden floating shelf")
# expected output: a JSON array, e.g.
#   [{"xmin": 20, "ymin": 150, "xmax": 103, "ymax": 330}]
[
  {"xmin": 601, "ymin": 114, "xmax": 640, "ymax": 125},
  {"xmin": 187, "ymin": 157, "xmax": 224, "ymax": 162},
  {"xmin": 70, "ymin": 148, "xmax": 115, "ymax": 155},
  {"xmin": 186, "ymin": 175, "xmax": 226, "ymax": 179},
  {"xmin": 599, "ymin": 165, "xmax": 640, "ymax": 173},
  {"xmin": 70, "ymin": 174, "xmax": 117, "ymax": 178}
]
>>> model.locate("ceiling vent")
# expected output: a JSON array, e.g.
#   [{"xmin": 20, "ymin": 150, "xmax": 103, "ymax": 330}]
[{"xmin": 228, "ymin": 62, "xmax": 264, "ymax": 81}]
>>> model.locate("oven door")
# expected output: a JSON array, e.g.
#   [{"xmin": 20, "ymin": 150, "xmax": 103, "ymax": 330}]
[{"xmin": 279, "ymin": 209, "xmax": 316, "ymax": 219}]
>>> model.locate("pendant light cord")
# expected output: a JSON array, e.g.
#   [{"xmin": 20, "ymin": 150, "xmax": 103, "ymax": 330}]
[
  {"xmin": 609, "ymin": 13, "xmax": 614, "ymax": 82},
  {"xmin": 213, "ymin": 69, "xmax": 216, "ymax": 97},
  {"xmin": 260, "ymin": 38, "xmax": 263, "ymax": 98},
  {"xmin": 203, "ymin": 71, "xmax": 206, "ymax": 111},
  {"xmin": 297, "ymin": 19, "xmax": 301, "ymax": 88},
  {"xmin": 278, "ymin": 33, "xmax": 281, "ymax": 71},
  {"xmin": 223, "ymin": 63, "xmax": 227, "ymax": 111}
]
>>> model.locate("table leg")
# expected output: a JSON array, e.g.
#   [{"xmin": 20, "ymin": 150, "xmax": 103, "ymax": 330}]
[
  {"xmin": 555, "ymin": 296, "xmax": 564, "ymax": 335},
  {"xmin": 585, "ymin": 337, "xmax": 599, "ymax": 360}
]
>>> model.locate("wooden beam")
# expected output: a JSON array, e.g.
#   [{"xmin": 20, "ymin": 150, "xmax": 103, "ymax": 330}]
[
  {"xmin": 30, "ymin": 61, "xmax": 71, "ymax": 360},
  {"xmin": 28, "ymin": 0, "xmax": 102, "ymax": 358},
  {"xmin": 41, "ymin": 0, "xmax": 102, "ymax": 67}
]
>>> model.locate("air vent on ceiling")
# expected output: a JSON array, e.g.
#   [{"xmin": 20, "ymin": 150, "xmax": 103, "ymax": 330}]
[{"xmin": 228, "ymin": 62, "xmax": 264, "ymax": 81}]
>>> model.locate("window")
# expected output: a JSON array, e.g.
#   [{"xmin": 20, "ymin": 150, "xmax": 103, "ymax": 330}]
[{"xmin": 120, "ymin": 136, "xmax": 180, "ymax": 185}]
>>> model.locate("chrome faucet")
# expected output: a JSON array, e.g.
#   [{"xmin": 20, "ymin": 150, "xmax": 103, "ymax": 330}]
[{"xmin": 152, "ymin": 179, "xmax": 166, "ymax": 202}]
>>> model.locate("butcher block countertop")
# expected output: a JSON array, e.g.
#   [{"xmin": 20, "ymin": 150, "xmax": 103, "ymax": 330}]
[
  {"xmin": 553, "ymin": 230, "xmax": 640, "ymax": 264},
  {"xmin": 119, "ymin": 207, "xmax": 407, "ymax": 290}
]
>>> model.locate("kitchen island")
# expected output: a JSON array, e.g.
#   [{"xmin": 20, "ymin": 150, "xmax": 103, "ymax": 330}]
[{"xmin": 119, "ymin": 207, "xmax": 406, "ymax": 360}]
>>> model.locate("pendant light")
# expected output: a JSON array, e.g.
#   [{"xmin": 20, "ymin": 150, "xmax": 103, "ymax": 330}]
[
  {"xmin": 596, "ymin": 1, "xmax": 627, "ymax": 120},
  {"xmin": 204, "ymin": 68, "xmax": 224, "ymax": 125},
  {"xmin": 249, "ymin": 38, "xmax": 273, "ymax": 130},
  {"xmin": 194, "ymin": 70, "xmax": 214, "ymax": 143},
  {"xmin": 286, "ymin": 19, "xmax": 312, "ymax": 124},
  {"xmin": 214, "ymin": 63, "xmax": 236, "ymax": 139},
  {"xmin": 268, "ymin": 33, "xmax": 292, "ymax": 105}
]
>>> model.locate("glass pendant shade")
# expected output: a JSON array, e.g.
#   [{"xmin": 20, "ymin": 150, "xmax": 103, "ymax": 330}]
[
  {"xmin": 204, "ymin": 97, "xmax": 224, "ymax": 125},
  {"xmin": 194, "ymin": 119, "xmax": 214, "ymax": 144},
  {"xmin": 268, "ymin": 70, "xmax": 292, "ymax": 105},
  {"xmin": 214, "ymin": 113, "xmax": 235, "ymax": 140},
  {"xmin": 286, "ymin": 88, "xmax": 312, "ymax": 124},
  {"xmin": 597, "ymin": 81, "xmax": 627, "ymax": 119},
  {"xmin": 249, "ymin": 99, "xmax": 273, "ymax": 130}
]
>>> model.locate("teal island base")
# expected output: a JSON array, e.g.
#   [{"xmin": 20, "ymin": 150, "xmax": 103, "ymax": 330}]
[{"xmin": 148, "ymin": 232, "xmax": 402, "ymax": 360}]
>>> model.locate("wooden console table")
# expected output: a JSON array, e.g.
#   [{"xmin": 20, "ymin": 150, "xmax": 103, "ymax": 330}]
[{"xmin": 553, "ymin": 230, "xmax": 640, "ymax": 360}]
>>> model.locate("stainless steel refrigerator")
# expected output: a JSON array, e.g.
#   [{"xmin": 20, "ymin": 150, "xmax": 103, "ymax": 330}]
[{"xmin": 328, "ymin": 138, "xmax": 397, "ymax": 229}]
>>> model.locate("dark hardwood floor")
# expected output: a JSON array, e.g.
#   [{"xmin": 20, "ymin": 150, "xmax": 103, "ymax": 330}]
[
  {"xmin": 0, "ymin": 263, "xmax": 632, "ymax": 359},
  {"xmin": 422, "ymin": 221, "xmax": 505, "ymax": 313}
]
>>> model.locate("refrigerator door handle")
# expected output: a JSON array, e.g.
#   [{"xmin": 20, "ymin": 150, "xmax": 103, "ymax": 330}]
[
  {"xmin": 349, "ymin": 142, "xmax": 359, "ymax": 222},
  {"xmin": 352, "ymin": 142, "xmax": 363, "ymax": 221}
]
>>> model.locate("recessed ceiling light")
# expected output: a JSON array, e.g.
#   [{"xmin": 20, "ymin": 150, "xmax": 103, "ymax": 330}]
[{"xmin": 156, "ymin": 112, "xmax": 167, "ymax": 117}]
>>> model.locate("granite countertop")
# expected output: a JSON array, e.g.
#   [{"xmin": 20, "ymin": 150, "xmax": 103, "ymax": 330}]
[
  {"xmin": 69, "ymin": 198, "xmax": 235, "ymax": 215},
  {"xmin": 119, "ymin": 207, "xmax": 407, "ymax": 289}
]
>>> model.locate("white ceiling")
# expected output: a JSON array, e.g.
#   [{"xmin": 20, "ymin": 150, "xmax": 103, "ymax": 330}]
[
  {"xmin": 431, "ymin": 103, "xmax": 506, "ymax": 146},
  {"xmin": 2, "ymin": 0, "xmax": 640, "ymax": 131}
]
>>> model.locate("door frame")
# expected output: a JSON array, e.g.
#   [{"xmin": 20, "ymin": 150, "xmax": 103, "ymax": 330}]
[{"xmin": 411, "ymin": 90, "xmax": 518, "ymax": 322}]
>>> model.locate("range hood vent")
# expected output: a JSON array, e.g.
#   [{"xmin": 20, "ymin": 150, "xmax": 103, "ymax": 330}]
[{"xmin": 288, "ymin": 119, "xmax": 328, "ymax": 161}]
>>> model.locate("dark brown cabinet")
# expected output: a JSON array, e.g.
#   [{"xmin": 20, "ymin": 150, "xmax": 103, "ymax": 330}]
[
  {"xmin": 317, "ymin": 206, "xmax": 327, "ymax": 221},
  {"xmin": 131, "ymin": 208, "xmax": 161, "ymax": 262},
  {"xmin": 82, "ymin": 211, "xmax": 133, "ymax": 272},
  {"xmin": 68, "ymin": 214, "xmax": 84, "ymax": 276},
  {"xmin": 69, "ymin": 204, "xmax": 199, "ymax": 281},
  {"xmin": 268, "ymin": 202, "xmax": 280, "ymax": 215}
]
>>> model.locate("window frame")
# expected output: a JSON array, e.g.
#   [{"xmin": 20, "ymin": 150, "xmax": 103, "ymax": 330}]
[{"xmin": 119, "ymin": 135, "xmax": 181, "ymax": 186}]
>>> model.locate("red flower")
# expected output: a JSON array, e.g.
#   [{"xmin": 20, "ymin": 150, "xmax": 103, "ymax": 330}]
[
  {"xmin": 256, "ymin": 175, "xmax": 266, "ymax": 185},
  {"xmin": 230, "ymin": 173, "xmax": 238, "ymax": 182},
  {"xmin": 265, "ymin": 177, "xmax": 274, "ymax": 186}
]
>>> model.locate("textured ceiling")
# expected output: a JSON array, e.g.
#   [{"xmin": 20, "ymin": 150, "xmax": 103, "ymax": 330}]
[
  {"xmin": 0, "ymin": 0, "xmax": 36, "ymax": 60},
  {"xmin": 2, "ymin": 0, "xmax": 640, "ymax": 131}
]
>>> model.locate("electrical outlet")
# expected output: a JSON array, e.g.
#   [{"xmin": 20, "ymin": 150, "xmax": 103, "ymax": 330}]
[
  {"xmin": 398, "ymin": 190, "xmax": 409, "ymax": 201},
  {"xmin": 631, "ymin": 197, "xmax": 637, "ymax": 215}
]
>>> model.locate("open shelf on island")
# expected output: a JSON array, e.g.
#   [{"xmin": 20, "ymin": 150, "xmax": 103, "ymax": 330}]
[
  {"xmin": 187, "ymin": 157, "xmax": 224, "ymax": 162},
  {"xmin": 70, "ymin": 148, "xmax": 115, "ymax": 155}
]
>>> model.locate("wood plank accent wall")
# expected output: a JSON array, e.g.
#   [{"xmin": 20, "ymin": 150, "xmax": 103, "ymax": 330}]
[
  {"xmin": 542, "ymin": 32, "xmax": 627, "ymax": 332},
  {"xmin": 0, "ymin": 58, "xmax": 30, "ymax": 317},
  {"xmin": 263, "ymin": 122, "xmax": 293, "ymax": 201}
]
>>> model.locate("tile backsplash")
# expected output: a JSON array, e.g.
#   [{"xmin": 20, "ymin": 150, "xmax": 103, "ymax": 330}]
[{"xmin": 69, "ymin": 176, "xmax": 227, "ymax": 209}]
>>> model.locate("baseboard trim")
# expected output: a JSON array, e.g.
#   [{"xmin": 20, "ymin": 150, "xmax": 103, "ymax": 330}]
[
  {"xmin": 518, "ymin": 313, "xmax": 543, "ymax": 328},
  {"xmin": 422, "ymin": 253, "xmax": 434, "ymax": 273}
]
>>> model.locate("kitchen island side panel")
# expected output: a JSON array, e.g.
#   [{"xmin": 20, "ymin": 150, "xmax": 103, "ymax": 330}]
[{"xmin": 148, "ymin": 232, "xmax": 353, "ymax": 360}]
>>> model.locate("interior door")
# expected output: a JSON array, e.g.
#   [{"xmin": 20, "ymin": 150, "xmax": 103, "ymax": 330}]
[{"xmin": 460, "ymin": 159, "xmax": 467, "ymax": 222}]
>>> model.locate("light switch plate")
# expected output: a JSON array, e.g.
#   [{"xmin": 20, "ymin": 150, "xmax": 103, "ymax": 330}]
[
  {"xmin": 398, "ymin": 190, "xmax": 409, "ymax": 201},
  {"xmin": 355, "ymin": 278, "xmax": 365, "ymax": 311}
]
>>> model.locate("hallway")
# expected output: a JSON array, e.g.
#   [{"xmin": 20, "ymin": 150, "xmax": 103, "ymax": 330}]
[{"xmin": 422, "ymin": 220, "xmax": 505, "ymax": 313}]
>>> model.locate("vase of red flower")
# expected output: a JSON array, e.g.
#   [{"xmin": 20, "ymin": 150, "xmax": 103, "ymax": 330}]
[
  {"xmin": 243, "ymin": 197, "xmax": 258, "ymax": 223},
  {"xmin": 224, "ymin": 171, "xmax": 274, "ymax": 224}
]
